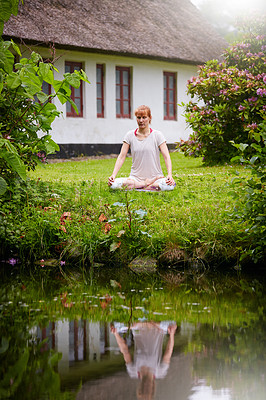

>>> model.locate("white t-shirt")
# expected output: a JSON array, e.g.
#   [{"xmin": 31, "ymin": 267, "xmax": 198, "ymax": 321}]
[
  {"xmin": 126, "ymin": 324, "xmax": 169, "ymax": 379},
  {"xmin": 123, "ymin": 129, "xmax": 166, "ymax": 181}
]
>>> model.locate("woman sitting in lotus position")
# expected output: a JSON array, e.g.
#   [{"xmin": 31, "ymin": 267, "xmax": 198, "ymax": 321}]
[{"xmin": 108, "ymin": 105, "xmax": 176, "ymax": 191}]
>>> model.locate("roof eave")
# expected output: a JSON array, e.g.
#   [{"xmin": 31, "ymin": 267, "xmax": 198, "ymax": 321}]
[{"xmin": 3, "ymin": 36, "xmax": 208, "ymax": 66}]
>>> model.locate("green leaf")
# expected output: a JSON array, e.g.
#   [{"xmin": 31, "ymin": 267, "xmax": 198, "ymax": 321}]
[
  {"xmin": 238, "ymin": 143, "xmax": 249, "ymax": 152},
  {"xmin": 1, "ymin": 150, "xmax": 27, "ymax": 180},
  {"xmin": 11, "ymin": 39, "xmax": 21, "ymax": 56},
  {"xmin": 6, "ymin": 71, "xmax": 21, "ymax": 89},
  {"xmin": 250, "ymin": 156, "xmax": 258, "ymax": 165},
  {"xmin": 0, "ymin": 176, "xmax": 8, "ymax": 196},
  {"xmin": 64, "ymin": 72, "xmax": 81, "ymax": 88},
  {"xmin": 0, "ymin": 44, "xmax": 14, "ymax": 74},
  {"xmin": 36, "ymin": 91, "xmax": 49, "ymax": 103},
  {"xmin": 39, "ymin": 62, "xmax": 54, "ymax": 85},
  {"xmin": 0, "ymin": 337, "xmax": 9, "ymax": 353}
]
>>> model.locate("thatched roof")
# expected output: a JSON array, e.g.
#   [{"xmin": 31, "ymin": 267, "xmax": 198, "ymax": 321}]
[{"xmin": 3, "ymin": 0, "xmax": 227, "ymax": 65}]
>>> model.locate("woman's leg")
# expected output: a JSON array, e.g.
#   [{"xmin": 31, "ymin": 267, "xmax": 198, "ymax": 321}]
[{"xmin": 147, "ymin": 178, "xmax": 175, "ymax": 191}]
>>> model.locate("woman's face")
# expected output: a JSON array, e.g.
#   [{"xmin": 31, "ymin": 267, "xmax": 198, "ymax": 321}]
[{"xmin": 136, "ymin": 112, "xmax": 150, "ymax": 130}]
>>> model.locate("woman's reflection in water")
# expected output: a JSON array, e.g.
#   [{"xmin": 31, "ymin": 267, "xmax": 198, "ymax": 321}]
[{"xmin": 111, "ymin": 321, "xmax": 177, "ymax": 400}]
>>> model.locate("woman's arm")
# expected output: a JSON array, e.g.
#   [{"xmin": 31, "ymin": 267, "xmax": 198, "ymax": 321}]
[
  {"xmin": 108, "ymin": 142, "xmax": 130, "ymax": 185},
  {"xmin": 111, "ymin": 326, "xmax": 132, "ymax": 364},
  {"xmin": 162, "ymin": 324, "xmax": 177, "ymax": 364},
  {"xmin": 159, "ymin": 142, "xmax": 175, "ymax": 185}
]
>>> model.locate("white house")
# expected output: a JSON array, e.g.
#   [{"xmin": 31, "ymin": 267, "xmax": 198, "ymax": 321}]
[{"xmin": 3, "ymin": 0, "xmax": 227, "ymax": 157}]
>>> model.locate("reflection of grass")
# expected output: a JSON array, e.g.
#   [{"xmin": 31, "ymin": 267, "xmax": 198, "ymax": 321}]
[
  {"xmin": 1, "ymin": 271, "xmax": 264, "ymax": 327},
  {"xmin": 24, "ymin": 152, "xmax": 253, "ymax": 266}
]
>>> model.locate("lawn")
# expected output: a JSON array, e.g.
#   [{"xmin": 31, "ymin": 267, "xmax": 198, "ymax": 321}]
[{"xmin": 18, "ymin": 152, "xmax": 249, "ymax": 269}]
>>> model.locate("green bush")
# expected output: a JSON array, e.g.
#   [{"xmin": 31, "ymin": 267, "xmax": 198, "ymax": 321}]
[
  {"xmin": 0, "ymin": 40, "xmax": 89, "ymax": 195},
  {"xmin": 178, "ymin": 16, "xmax": 266, "ymax": 165}
]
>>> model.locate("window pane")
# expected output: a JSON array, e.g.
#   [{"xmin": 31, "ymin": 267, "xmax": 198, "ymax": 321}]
[
  {"xmin": 97, "ymin": 67, "xmax": 102, "ymax": 82},
  {"xmin": 97, "ymin": 99, "xmax": 102, "ymax": 114},
  {"xmin": 169, "ymin": 103, "xmax": 174, "ymax": 117},
  {"xmin": 169, "ymin": 90, "xmax": 174, "ymax": 102},
  {"xmin": 169, "ymin": 75, "xmax": 174, "ymax": 89},
  {"xmin": 74, "ymin": 65, "xmax": 81, "ymax": 72},
  {"xmin": 74, "ymin": 87, "xmax": 81, "ymax": 98},
  {"xmin": 116, "ymin": 70, "xmax": 120, "ymax": 84},
  {"xmin": 65, "ymin": 64, "xmax": 71, "ymax": 73},
  {"xmin": 123, "ymin": 101, "xmax": 129, "ymax": 115},
  {"xmin": 122, "ymin": 70, "xmax": 128, "ymax": 84},
  {"xmin": 42, "ymin": 81, "xmax": 50, "ymax": 95},
  {"xmin": 123, "ymin": 85, "xmax": 129, "ymax": 100},
  {"xmin": 164, "ymin": 89, "xmax": 167, "ymax": 102},
  {"xmin": 163, "ymin": 74, "xmax": 167, "ymax": 89},
  {"xmin": 75, "ymin": 98, "xmax": 81, "ymax": 113},
  {"xmin": 164, "ymin": 103, "xmax": 167, "ymax": 117},
  {"xmin": 66, "ymin": 101, "xmax": 71, "ymax": 113},
  {"xmin": 116, "ymin": 100, "xmax": 121, "ymax": 115},
  {"xmin": 97, "ymin": 83, "xmax": 102, "ymax": 98},
  {"xmin": 116, "ymin": 85, "xmax": 120, "ymax": 100}
]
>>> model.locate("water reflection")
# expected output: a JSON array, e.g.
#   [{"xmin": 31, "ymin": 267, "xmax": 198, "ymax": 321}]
[
  {"xmin": 111, "ymin": 322, "xmax": 177, "ymax": 399},
  {"xmin": 23, "ymin": 318, "xmax": 265, "ymax": 400}
]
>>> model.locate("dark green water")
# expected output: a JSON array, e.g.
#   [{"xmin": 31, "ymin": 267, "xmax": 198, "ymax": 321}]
[{"xmin": 0, "ymin": 269, "xmax": 265, "ymax": 400}]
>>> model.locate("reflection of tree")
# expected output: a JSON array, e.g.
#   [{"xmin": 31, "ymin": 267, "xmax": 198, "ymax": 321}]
[
  {"xmin": 190, "ymin": 320, "xmax": 266, "ymax": 400},
  {"xmin": 0, "ymin": 317, "xmax": 76, "ymax": 399}
]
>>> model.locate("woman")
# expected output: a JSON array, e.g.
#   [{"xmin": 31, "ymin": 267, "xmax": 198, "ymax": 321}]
[{"xmin": 108, "ymin": 105, "xmax": 176, "ymax": 191}]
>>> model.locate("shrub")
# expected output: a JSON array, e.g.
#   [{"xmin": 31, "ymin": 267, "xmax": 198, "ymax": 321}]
[
  {"xmin": 178, "ymin": 15, "xmax": 266, "ymax": 165},
  {"xmin": 0, "ymin": 40, "xmax": 90, "ymax": 195}
]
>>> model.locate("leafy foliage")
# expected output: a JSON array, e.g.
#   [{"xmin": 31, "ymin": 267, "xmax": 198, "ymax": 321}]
[
  {"xmin": 229, "ymin": 121, "xmax": 266, "ymax": 263},
  {"xmin": 178, "ymin": 16, "xmax": 266, "ymax": 165},
  {"xmin": 0, "ymin": 40, "xmax": 90, "ymax": 194}
]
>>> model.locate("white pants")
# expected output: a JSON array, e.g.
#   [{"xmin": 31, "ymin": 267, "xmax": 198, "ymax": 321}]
[{"xmin": 110, "ymin": 177, "xmax": 175, "ymax": 191}]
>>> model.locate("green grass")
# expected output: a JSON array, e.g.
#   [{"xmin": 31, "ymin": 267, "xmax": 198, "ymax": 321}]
[{"xmin": 24, "ymin": 152, "xmax": 252, "ymax": 268}]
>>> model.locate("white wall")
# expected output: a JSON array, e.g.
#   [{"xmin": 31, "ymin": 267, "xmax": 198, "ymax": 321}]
[{"xmin": 34, "ymin": 47, "xmax": 198, "ymax": 146}]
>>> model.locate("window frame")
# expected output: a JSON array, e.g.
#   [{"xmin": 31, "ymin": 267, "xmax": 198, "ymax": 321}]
[
  {"xmin": 96, "ymin": 64, "xmax": 105, "ymax": 118},
  {"xmin": 65, "ymin": 61, "xmax": 83, "ymax": 118},
  {"xmin": 163, "ymin": 71, "xmax": 177, "ymax": 121},
  {"xmin": 116, "ymin": 66, "xmax": 131, "ymax": 119}
]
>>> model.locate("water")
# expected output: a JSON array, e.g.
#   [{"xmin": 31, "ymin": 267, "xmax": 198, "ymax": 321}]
[{"xmin": 0, "ymin": 270, "xmax": 265, "ymax": 399}]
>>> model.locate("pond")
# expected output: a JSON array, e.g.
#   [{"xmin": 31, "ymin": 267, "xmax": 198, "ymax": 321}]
[{"xmin": 0, "ymin": 267, "xmax": 265, "ymax": 400}]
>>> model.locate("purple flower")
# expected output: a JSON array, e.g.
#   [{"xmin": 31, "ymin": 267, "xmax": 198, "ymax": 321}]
[
  {"xmin": 257, "ymin": 88, "xmax": 266, "ymax": 96},
  {"xmin": 238, "ymin": 105, "xmax": 245, "ymax": 111},
  {"xmin": 247, "ymin": 123, "xmax": 258, "ymax": 130},
  {"xmin": 60, "ymin": 260, "xmax": 66, "ymax": 266},
  {"xmin": 8, "ymin": 258, "xmax": 17, "ymax": 266},
  {"xmin": 248, "ymin": 97, "xmax": 258, "ymax": 103}
]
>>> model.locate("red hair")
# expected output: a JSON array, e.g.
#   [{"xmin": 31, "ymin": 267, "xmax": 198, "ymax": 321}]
[{"xmin": 134, "ymin": 105, "xmax": 152, "ymax": 121}]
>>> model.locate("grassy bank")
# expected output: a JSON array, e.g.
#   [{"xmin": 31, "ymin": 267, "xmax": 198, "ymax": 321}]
[{"xmin": 0, "ymin": 152, "xmax": 256, "ymax": 270}]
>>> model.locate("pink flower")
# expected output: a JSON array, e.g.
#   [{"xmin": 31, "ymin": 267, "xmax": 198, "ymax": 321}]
[
  {"xmin": 257, "ymin": 88, "xmax": 266, "ymax": 96},
  {"xmin": 8, "ymin": 258, "xmax": 17, "ymax": 266}
]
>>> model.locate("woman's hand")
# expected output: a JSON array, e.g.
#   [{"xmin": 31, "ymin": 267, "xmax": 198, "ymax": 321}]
[
  {"xmin": 166, "ymin": 175, "xmax": 175, "ymax": 186},
  {"xmin": 108, "ymin": 174, "xmax": 115, "ymax": 186}
]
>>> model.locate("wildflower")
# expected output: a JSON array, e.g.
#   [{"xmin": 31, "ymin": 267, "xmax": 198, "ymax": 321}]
[
  {"xmin": 238, "ymin": 105, "xmax": 245, "ymax": 111},
  {"xmin": 247, "ymin": 123, "xmax": 258, "ymax": 130},
  {"xmin": 60, "ymin": 260, "xmax": 66, "ymax": 266},
  {"xmin": 8, "ymin": 258, "xmax": 17, "ymax": 266}
]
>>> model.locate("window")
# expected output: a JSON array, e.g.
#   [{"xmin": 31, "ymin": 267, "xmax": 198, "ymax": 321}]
[
  {"xmin": 163, "ymin": 72, "xmax": 177, "ymax": 120},
  {"xmin": 42, "ymin": 80, "xmax": 52, "ymax": 100},
  {"xmin": 96, "ymin": 64, "xmax": 104, "ymax": 118},
  {"xmin": 116, "ymin": 66, "xmax": 131, "ymax": 118},
  {"xmin": 65, "ymin": 61, "xmax": 83, "ymax": 117}
]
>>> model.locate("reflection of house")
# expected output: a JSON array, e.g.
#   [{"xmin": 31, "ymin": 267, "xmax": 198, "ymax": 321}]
[{"xmin": 3, "ymin": 0, "xmax": 227, "ymax": 157}]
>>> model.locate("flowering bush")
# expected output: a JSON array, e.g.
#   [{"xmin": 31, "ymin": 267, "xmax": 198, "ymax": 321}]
[{"xmin": 178, "ymin": 16, "xmax": 266, "ymax": 165}]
